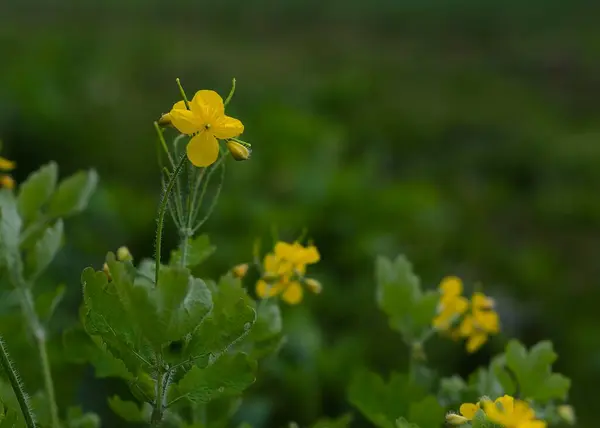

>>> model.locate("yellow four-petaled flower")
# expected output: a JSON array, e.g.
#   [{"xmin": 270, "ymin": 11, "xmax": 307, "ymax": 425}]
[
  {"xmin": 168, "ymin": 90, "xmax": 244, "ymax": 167},
  {"xmin": 256, "ymin": 241, "xmax": 321, "ymax": 305},
  {"xmin": 452, "ymin": 395, "xmax": 546, "ymax": 428}
]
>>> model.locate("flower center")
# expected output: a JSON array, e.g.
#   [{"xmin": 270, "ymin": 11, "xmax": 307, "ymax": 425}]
[{"xmin": 204, "ymin": 123, "xmax": 211, "ymax": 130}]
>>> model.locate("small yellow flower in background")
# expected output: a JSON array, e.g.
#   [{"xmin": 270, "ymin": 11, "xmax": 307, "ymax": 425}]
[
  {"xmin": 483, "ymin": 395, "xmax": 547, "ymax": 428},
  {"xmin": 169, "ymin": 90, "xmax": 244, "ymax": 167},
  {"xmin": 232, "ymin": 263, "xmax": 249, "ymax": 278},
  {"xmin": 117, "ymin": 246, "xmax": 133, "ymax": 262},
  {"xmin": 433, "ymin": 276, "xmax": 500, "ymax": 353},
  {"xmin": 0, "ymin": 156, "xmax": 16, "ymax": 190},
  {"xmin": 433, "ymin": 276, "xmax": 469, "ymax": 330},
  {"xmin": 459, "ymin": 291, "xmax": 500, "ymax": 353},
  {"xmin": 255, "ymin": 240, "xmax": 321, "ymax": 305}
]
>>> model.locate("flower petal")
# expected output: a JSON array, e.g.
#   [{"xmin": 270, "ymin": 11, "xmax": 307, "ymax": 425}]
[
  {"xmin": 186, "ymin": 133, "xmax": 220, "ymax": 167},
  {"xmin": 521, "ymin": 421, "xmax": 547, "ymax": 428},
  {"xmin": 475, "ymin": 310, "xmax": 500, "ymax": 333},
  {"xmin": 0, "ymin": 157, "xmax": 15, "ymax": 171},
  {"xmin": 495, "ymin": 395, "xmax": 514, "ymax": 413},
  {"xmin": 299, "ymin": 245, "xmax": 320, "ymax": 264},
  {"xmin": 170, "ymin": 109, "xmax": 202, "ymax": 135},
  {"xmin": 212, "ymin": 115, "xmax": 244, "ymax": 139},
  {"xmin": 191, "ymin": 90, "xmax": 224, "ymax": 120},
  {"xmin": 282, "ymin": 281, "xmax": 303, "ymax": 305},
  {"xmin": 172, "ymin": 100, "xmax": 187, "ymax": 110},
  {"xmin": 466, "ymin": 332, "xmax": 487, "ymax": 353},
  {"xmin": 440, "ymin": 276, "xmax": 463, "ymax": 297},
  {"xmin": 459, "ymin": 403, "xmax": 480, "ymax": 420},
  {"xmin": 256, "ymin": 280, "xmax": 283, "ymax": 298},
  {"xmin": 472, "ymin": 292, "xmax": 495, "ymax": 310}
]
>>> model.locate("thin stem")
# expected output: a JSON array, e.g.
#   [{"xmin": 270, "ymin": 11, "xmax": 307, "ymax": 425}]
[
  {"xmin": 175, "ymin": 78, "xmax": 190, "ymax": 110},
  {"xmin": 154, "ymin": 122, "xmax": 175, "ymax": 168},
  {"xmin": 192, "ymin": 159, "xmax": 226, "ymax": 233},
  {"xmin": 155, "ymin": 155, "xmax": 187, "ymax": 286},
  {"xmin": 151, "ymin": 366, "xmax": 166, "ymax": 426},
  {"xmin": 0, "ymin": 335, "xmax": 36, "ymax": 428},
  {"xmin": 38, "ymin": 334, "xmax": 59, "ymax": 428},
  {"xmin": 224, "ymin": 78, "xmax": 236, "ymax": 107}
]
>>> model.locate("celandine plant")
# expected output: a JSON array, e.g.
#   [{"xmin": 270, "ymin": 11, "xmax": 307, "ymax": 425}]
[{"xmin": 0, "ymin": 79, "xmax": 578, "ymax": 428}]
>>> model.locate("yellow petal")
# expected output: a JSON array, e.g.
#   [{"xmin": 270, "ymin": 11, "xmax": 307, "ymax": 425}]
[
  {"xmin": 440, "ymin": 276, "xmax": 463, "ymax": 297},
  {"xmin": 212, "ymin": 115, "xmax": 244, "ymax": 139},
  {"xmin": 172, "ymin": 100, "xmax": 187, "ymax": 110},
  {"xmin": 170, "ymin": 109, "xmax": 202, "ymax": 135},
  {"xmin": 299, "ymin": 245, "xmax": 320, "ymax": 264},
  {"xmin": 472, "ymin": 292, "xmax": 495, "ymax": 310},
  {"xmin": 282, "ymin": 281, "xmax": 303, "ymax": 304},
  {"xmin": 186, "ymin": 132, "xmax": 220, "ymax": 167},
  {"xmin": 458, "ymin": 316, "xmax": 475, "ymax": 336},
  {"xmin": 274, "ymin": 242, "xmax": 295, "ymax": 259},
  {"xmin": 459, "ymin": 403, "xmax": 480, "ymax": 420},
  {"xmin": 466, "ymin": 332, "xmax": 487, "ymax": 353},
  {"xmin": 232, "ymin": 263, "xmax": 249, "ymax": 278},
  {"xmin": 0, "ymin": 157, "xmax": 15, "ymax": 171},
  {"xmin": 475, "ymin": 310, "xmax": 500, "ymax": 334},
  {"xmin": 483, "ymin": 400, "xmax": 507, "ymax": 425},
  {"xmin": 520, "ymin": 421, "xmax": 547, "ymax": 428},
  {"xmin": 256, "ymin": 280, "xmax": 282, "ymax": 298},
  {"xmin": 495, "ymin": 395, "xmax": 514, "ymax": 413},
  {"xmin": 191, "ymin": 90, "xmax": 224, "ymax": 119}
]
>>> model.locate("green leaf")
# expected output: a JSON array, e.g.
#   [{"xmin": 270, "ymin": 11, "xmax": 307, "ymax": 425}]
[
  {"xmin": 25, "ymin": 219, "xmax": 63, "ymax": 279},
  {"xmin": 349, "ymin": 370, "xmax": 442, "ymax": 428},
  {"xmin": 395, "ymin": 418, "xmax": 420, "ymax": 428},
  {"xmin": 0, "ymin": 191, "xmax": 22, "ymax": 255},
  {"xmin": 48, "ymin": 169, "xmax": 98, "ymax": 218},
  {"xmin": 107, "ymin": 395, "xmax": 147, "ymax": 423},
  {"xmin": 375, "ymin": 255, "xmax": 437, "ymax": 343},
  {"xmin": 36, "ymin": 284, "xmax": 66, "ymax": 323},
  {"xmin": 81, "ymin": 266, "xmax": 152, "ymax": 373},
  {"xmin": 311, "ymin": 414, "xmax": 353, "ymax": 428},
  {"xmin": 17, "ymin": 162, "xmax": 58, "ymax": 223},
  {"xmin": 246, "ymin": 299, "xmax": 283, "ymax": 358},
  {"xmin": 496, "ymin": 340, "xmax": 571, "ymax": 403},
  {"xmin": 170, "ymin": 234, "xmax": 216, "ymax": 268},
  {"xmin": 438, "ymin": 375, "xmax": 467, "ymax": 406},
  {"xmin": 63, "ymin": 328, "xmax": 132, "ymax": 380},
  {"xmin": 66, "ymin": 406, "xmax": 101, "ymax": 428},
  {"xmin": 185, "ymin": 275, "xmax": 255, "ymax": 364},
  {"xmin": 168, "ymin": 352, "xmax": 257, "ymax": 404}
]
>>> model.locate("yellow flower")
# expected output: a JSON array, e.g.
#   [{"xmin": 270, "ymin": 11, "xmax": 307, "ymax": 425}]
[
  {"xmin": 458, "ymin": 401, "xmax": 481, "ymax": 420},
  {"xmin": 459, "ymin": 291, "xmax": 500, "ymax": 353},
  {"xmin": 433, "ymin": 276, "xmax": 468, "ymax": 330},
  {"xmin": 232, "ymin": 263, "xmax": 249, "ymax": 278},
  {"xmin": 169, "ymin": 90, "xmax": 244, "ymax": 167},
  {"xmin": 483, "ymin": 395, "xmax": 546, "ymax": 428},
  {"xmin": 0, "ymin": 156, "xmax": 16, "ymax": 190},
  {"xmin": 255, "ymin": 241, "xmax": 321, "ymax": 305}
]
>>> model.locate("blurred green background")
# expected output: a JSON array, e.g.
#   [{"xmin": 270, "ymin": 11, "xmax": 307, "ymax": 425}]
[{"xmin": 2, "ymin": 0, "xmax": 600, "ymax": 426}]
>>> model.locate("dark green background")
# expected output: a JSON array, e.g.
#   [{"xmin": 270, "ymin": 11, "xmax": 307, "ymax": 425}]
[{"xmin": 2, "ymin": 1, "xmax": 599, "ymax": 427}]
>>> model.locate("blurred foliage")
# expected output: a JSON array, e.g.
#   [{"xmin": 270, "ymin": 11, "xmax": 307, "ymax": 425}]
[{"xmin": 1, "ymin": 0, "xmax": 600, "ymax": 427}]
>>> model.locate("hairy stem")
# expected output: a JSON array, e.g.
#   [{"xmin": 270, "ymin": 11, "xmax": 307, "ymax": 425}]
[
  {"xmin": 155, "ymin": 155, "xmax": 187, "ymax": 285},
  {"xmin": 0, "ymin": 335, "xmax": 36, "ymax": 428}
]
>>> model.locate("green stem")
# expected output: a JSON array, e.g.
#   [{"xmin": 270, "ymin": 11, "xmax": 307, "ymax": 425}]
[
  {"xmin": 224, "ymin": 78, "xmax": 236, "ymax": 107},
  {"xmin": 155, "ymin": 155, "xmax": 187, "ymax": 285},
  {"xmin": 151, "ymin": 366, "xmax": 166, "ymax": 426},
  {"xmin": 0, "ymin": 335, "xmax": 36, "ymax": 428},
  {"xmin": 175, "ymin": 78, "xmax": 190, "ymax": 110},
  {"xmin": 192, "ymin": 158, "xmax": 226, "ymax": 233}
]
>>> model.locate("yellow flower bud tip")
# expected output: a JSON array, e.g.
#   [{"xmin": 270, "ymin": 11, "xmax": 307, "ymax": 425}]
[
  {"xmin": 232, "ymin": 263, "xmax": 249, "ymax": 278},
  {"xmin": 102, "ymin": 263, "xmax": 112, "ymax": 280},
  {"xmin": 157, "ymin": 112, "xmax": 172, "ymax": 127},
  {"xmin": 304, "ymin": 278, "xmax": 322, "ymax": 294},
  {"xmin": 445, "ymin": 413, "xmax": 469, "ymax": 425},
  {"xmin": 226, "ymin": 140, "xmax": 251, "ymax": 161},
  {"xmin": 117, "ymin": 246, "xmax": 133, "ymax": 262},
  {"xmin": 557, "ymin": 405, "xmax": 576, "ymax": 425},
  {"xmin": 0, "ymin": 175, "xmax": 15, "ymax": 190}
]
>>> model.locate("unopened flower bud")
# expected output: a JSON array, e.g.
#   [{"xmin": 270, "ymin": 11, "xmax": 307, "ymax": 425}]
[
  {"xmin": 557, "ymin": 405, "xmax": 575, "ymax": 425},
  {"xmin": 157, "ymin": 112, "xmax": 172, "ymax": 127},
  {"xmin": 117, "ymin": 246, "xmax": 133, "ymax": 262},
  {"xmin": 232, "ymin": 263, "xmax": 249, "ymax": 278},
  {"xmin": 445, "ymin": 413, "xmax": 469, "ymax": 425},
  {"xmin": 304, "ymin": 278, "xmax": 322, "ymax": 294},
  {"xmin": 102, "ymin": 263, "xmax": 112, "ymax": 280},
  {"xmin": 0, "ymin": 175, "xmax": 15, "ymax": 190},
  {"xmin": 226, "ymin": 140, "xmax": 251, "ymax": 161}
]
